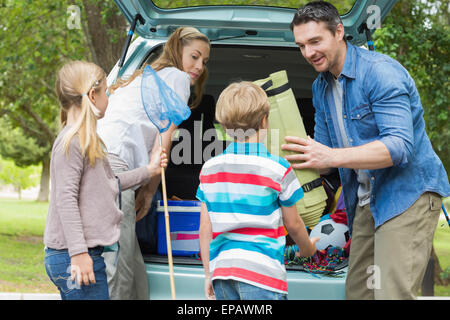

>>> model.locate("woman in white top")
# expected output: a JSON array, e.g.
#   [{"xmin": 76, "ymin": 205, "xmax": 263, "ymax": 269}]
[{"xmin": 97, "ymin": 27, "xmax": 210, "ymax": 300}]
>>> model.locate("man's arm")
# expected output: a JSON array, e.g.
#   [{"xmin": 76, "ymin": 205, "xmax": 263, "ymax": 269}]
[
  {"xmin": 283, "ymin": 61, "xmax": 414, "ymax": 172},
  {"xmin": 282, "ymin": 136, "xmax": 393, "ymax": 171}
]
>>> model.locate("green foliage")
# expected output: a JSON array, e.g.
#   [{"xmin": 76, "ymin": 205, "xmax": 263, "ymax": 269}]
[
  {"xmin": 0, "ymin": 119, "xmax": 47, "ymax": 167},
  {"xmin": 0, "ymin": 0, "xmax": 88, "ymax": 166},
  {"xmin": 442, "ymin": 267, "xmax": 450, "ymax": 282},
  {"xmin": 373, "ymin": 0, "xmax": 450, "ymax": 172},
  {"xmin": 0, "ymin": 0, "xmax": 95, "ymax": 201},
  {"xmin": 0, "ymin": 157, "xmax": 40, "ymax": 198}
]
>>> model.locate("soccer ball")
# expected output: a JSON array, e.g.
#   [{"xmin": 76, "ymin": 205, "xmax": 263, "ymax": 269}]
[{"xmin": 309, "ymin": 219, "xmax": 350, "ymax": 250}]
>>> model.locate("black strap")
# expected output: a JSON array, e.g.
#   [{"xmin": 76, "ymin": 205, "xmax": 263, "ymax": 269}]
[
  {"xmin": 260, "ymin": 80, "xmax": 273, "ymax": 91},
  {"xmin": 265, "ymin": 82, "xmax": 291, "ymax": 97},
  {"xmin": 302, "ymin": 177, "xmax": 323, "ymax": 193},
  {"xmin": 115, "ymin": 176, "xmax": 122, "ymax": 210}
]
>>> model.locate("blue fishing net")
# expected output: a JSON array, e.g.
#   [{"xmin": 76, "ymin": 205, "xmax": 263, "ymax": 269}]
[{"xmin": 141, "ymin": 65, "xmax": 191, "ymax": 133}]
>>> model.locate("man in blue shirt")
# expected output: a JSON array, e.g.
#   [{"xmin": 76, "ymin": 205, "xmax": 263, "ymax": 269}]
[{"xmin": 282, "ymin": 1, "xmax": 450, "ymax": 299}]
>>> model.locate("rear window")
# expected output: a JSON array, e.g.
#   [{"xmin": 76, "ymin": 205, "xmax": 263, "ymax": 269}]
[{"xmin": 153, "ymin": 0, "xmax": 356, "ymax": 13}]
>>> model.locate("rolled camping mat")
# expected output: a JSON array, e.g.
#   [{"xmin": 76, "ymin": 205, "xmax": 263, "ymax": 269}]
[{"xmin": 254, "ymin": 70, "xmax": 327, "ymax": 228}]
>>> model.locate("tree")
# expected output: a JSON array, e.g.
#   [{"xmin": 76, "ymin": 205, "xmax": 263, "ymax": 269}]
[
  {"xmin": 0, "ymin": 0, "xmax": 127, "ymax": 201},
  {"xmin": 0, "ymin": 1, "xmax": 88, "ymax": 201},
  {"xmin": 0, "ymin": 157, "xmax": 40, "ymax": 200},
  {"xmin": 81, "ymin": 0, "xmax": 127, "ymax": 73},
  {"xmin": 372, "ymin": 0, "xmax": 449, "ymax": 172}
]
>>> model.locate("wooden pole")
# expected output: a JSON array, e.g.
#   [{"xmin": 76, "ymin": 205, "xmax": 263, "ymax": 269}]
[{"xmin": 159, "ymin": 134, "xmax": 176, "ymax": 299}]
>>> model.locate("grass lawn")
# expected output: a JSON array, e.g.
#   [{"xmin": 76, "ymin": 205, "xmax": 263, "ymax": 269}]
[
  {"xmin": 0, "ymin": 198, "xmax": 448, "ymax": 296},
  {"xmin": 433, "ymin": 218, "xmax": 450, "ymax": 296},
  {"xmin": 0, "ymin": 199, "xmax": 57, "ymax": 293}
]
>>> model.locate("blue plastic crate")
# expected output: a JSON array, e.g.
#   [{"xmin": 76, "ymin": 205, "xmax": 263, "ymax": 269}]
[{"xmin": 156, "ymin": 200, "xmax": 201, "ymax": 256}]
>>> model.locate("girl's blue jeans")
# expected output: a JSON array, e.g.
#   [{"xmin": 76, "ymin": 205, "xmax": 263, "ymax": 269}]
[
  {"xmin": 44, "ymin": 246, "xmax": 109, "ymax": 300},
  {"xmin": 213, "ymin": 279, "xmax": 287, "ymax": 300}
]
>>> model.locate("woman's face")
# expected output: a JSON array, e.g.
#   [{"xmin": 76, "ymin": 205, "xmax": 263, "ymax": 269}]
[{"xmin": 181, "ymin": 39, "xmax": 210, "ymax": 86}]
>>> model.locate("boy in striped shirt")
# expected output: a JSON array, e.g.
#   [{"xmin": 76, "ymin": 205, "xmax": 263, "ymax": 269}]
[{"xmin": 197, "ymin": 81, "xmax": 318, "ymax": 300}]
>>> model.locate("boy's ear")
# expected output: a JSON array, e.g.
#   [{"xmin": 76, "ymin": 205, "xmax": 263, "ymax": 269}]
[{"xmin": 260, "ymin": 114, "xmax": 269, "ymax": 130}]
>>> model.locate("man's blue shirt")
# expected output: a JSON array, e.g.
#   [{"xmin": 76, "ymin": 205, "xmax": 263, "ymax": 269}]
[{"xmin": 312, "ymin": 42, "xmax": 450, "ymax": 233}]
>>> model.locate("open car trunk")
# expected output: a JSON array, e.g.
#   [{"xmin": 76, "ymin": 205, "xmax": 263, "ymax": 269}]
[
  {"xmin": 138, "ymin": 42, "xmax": 320, "ymax": 255},
  {"xmin": 130, "ymin": 42, "xmax": 346, "ymax": 299},
  {"xmin": 165, "ymin": 44, "xmax": 319, "ymax": 198}
]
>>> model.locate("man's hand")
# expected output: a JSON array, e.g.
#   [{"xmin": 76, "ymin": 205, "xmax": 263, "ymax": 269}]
[{"xmin": 282, "ymin": 136, "xmax": 334, "ymax": 171}]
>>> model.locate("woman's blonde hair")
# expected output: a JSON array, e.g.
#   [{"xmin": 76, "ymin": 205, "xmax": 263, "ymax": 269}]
[
  {"xmin": 110, "ymin": 26, "xmax": 210, "ymax": 108},
  {"xmin": 216, "ymin": 81, "xmax": 270, "ymax": 132},
  {"xmin": 55, "ymin": 60, "xmax": 106, "ymax": 166}
]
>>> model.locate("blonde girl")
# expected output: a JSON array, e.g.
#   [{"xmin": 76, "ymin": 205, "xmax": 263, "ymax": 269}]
[
  {"xmin": 97, "ymin": 27, "xmax": 210, "ymax": 300},
  {"xmin": 44, "ymin": 60, "xmax": 167, "ymax": 300}
]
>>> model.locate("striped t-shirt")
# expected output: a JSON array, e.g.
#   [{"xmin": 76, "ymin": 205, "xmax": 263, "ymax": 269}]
[{"xmin": 196, "ymin": 142, "xmax": 304, "ymax": 294}]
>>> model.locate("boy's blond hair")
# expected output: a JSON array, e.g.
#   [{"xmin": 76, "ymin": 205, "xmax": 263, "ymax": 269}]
[{"xmin": 215, "ymin": 81, "xmax": 270, "ymax": 135}]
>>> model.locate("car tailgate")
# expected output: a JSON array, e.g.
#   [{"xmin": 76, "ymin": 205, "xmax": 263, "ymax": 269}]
[{"xmin": 144, "ymin": 255, "xmax": 346, "ymax": 300}]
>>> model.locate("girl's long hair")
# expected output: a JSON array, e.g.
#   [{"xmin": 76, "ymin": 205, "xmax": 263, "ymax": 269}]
[
  {"xmin": 56, "ymin": 60, "xmax": 106, "ymax": 166},
  {"xmin": 109, "ymin": 27, "xmax": 210, "ymax": 109}
]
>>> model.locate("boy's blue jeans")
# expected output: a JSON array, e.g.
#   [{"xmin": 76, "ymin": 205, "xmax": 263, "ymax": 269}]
[
  {"xmin": 44, "ymin": 246, "xmax": 109, "ymax": 300},
  {"xmin": 213, "ymin": 279, "xmax": 287, "ymax": 300}
]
